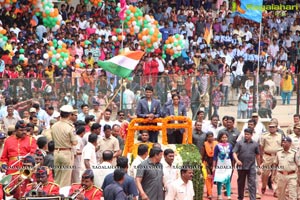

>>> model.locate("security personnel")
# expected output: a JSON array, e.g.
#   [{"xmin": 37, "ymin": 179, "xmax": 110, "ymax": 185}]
[
  {"xmin": 272, "ymin": 137, "xmax": 299, "ymax": 200},
  {"xmin": 5, "ymin": 156, "xmax": 37, "ymax": 199},
  {"xmin": 51, "ymin": 105, "xmax": 77, "ymax": 187},
  {"xmin": 32, "ymin": 149, "xmax": 54, "ymax": 182},
  {"xmin": 25, "ymin": 166, "xmax": 60, "ymax": 196},
  {"xmin": 290, "ymin": 124, "xmax": 300, "ymax": 199},
  {"xmin": 259, "ymin": 122, "xmax": 283, "ymax": 195},
  {"xmin": 0, "ymin": 120, "xmax": 37, "ymax": 174},
  {"xmin": 69, "ymin": 169, "xmax": 102, "ymax": 199}
]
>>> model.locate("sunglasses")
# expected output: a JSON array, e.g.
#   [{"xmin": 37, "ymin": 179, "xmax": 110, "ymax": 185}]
[{"xmin": 119, "ymin": 114, "xmax": 125, "ymax": 116}]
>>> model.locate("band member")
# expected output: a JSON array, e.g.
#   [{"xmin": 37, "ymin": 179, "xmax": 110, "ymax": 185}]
[
  {"xmin": 0, "ymin": 120, "xmax": 37, "ymax": 174},
  {"xmin": 32, "ymin": 149, "xmax": 54, "ymax": 182},
  {"xmin": 25, "ymin": 166, "xmax": 60, "ymax": 196},
  {"xmin": 69, "ymin": 169, "xmax": 102, "ymax": 200},
  {"xmin": 5, "ymin": 155, "xmax": 36, "ymax": 199}
]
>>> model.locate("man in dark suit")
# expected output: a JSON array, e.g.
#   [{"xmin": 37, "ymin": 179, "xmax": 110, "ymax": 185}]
[
  {"xmin": 165, "ymin": 94, "xmax": 187, "ymax": 144},
  {"xmin": 136, "ymin": 85, "xmax": 161, "ymax": 143}
]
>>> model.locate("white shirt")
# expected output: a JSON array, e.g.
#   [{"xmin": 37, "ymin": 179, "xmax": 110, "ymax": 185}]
[
  {"xmin": 123, "ymin": 89, "xmax": 135, "ymax": 109},
  {"xmin": 129, "ymin": 156, "xmax": 145, "ymax": 178},
  {"xmin": 165, "ymin": 178, "xmax": 194, "ymax": 200},
  {"xmin": 94, "ymin": 161, "xmax": 114, "ymax": 188},
  {"xmin": 100, "ymin": 120, "xmax": 114, "ymax": 137},
  {"xmin": 162, "ymin": 159, "xmax": 179, "ymax": 188},
  {"xmin": 81, "ymin": 142, "xmax": 97, "ymax": 173},
  {"xmin": 203, "ymin": 124, "xmax": 219, "ymax": 139},
  {"xmin": 155, "ymin": 58, "xmax": 165, "ymax": 73}
]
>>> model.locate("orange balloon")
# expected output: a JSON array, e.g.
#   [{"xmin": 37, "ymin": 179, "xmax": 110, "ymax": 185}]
[
  {"xmin": 48, "ymin": 41, "xmax": 53, "ymax": 46},
  {"xmin": 118, "ymin": 35, "xmax": 123, "ymax": 41},
  {"xmin": 1, "ymin": 29, "xmax": 6, "ymax": 35},
  {"xmin": 53, "ymin": 8, "xmax": 59, "ymax": 16}
]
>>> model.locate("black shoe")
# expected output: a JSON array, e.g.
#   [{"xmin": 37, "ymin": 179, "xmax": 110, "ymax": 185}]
[{"xmin": 268, "ymin": 176, "xmax": 273, "ymax": 190}]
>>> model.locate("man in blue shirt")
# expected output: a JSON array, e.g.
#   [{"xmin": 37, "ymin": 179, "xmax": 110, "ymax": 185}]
[
  {"xmin": 160, "ymin": 22, "xmax": 170, "ymax": 42},
  {"xmin": 102, "ymin": 157, "xmax": 138, "ymax": 200}
]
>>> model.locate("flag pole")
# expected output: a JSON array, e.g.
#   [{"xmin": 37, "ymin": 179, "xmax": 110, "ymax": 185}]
[
  {"xmin": 120, "ymin": 21, "xmax": 125, "ymax": 111},
  {"xmin": 256, "ymin": 21, "xmax": 263, "ymax": 112}
]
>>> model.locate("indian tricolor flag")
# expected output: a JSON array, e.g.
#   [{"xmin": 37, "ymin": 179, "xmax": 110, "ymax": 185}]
[{"xmin": 97, "ymin": 51, "xmax": 145, "ymax": 78}]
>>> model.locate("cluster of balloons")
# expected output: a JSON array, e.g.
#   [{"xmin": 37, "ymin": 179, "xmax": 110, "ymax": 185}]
[
  {"xmin": 0, "ymin": 0, "xmax": 16, "ymax": 8},
  {"xmin": 18, "ymin": 48, "xmax": 28, "ymax": 66},
  {"xmin": 84, "ymin": 0, "xmax": 102, "ymax": 6},
  {"xmin": 162, "ymin": 34, "xmax": 185, "ymax": 59},
  {"xmin": 138, "ymin": 15, "xmax": 162, "ymax": 53},
  {"xmin": 115, "ymin": 5, "xmax": 162, "ymax": 52},
  {"xmin": 31, "ymin": 0, "xmax": 62, "ymax": 30},
  {"xmin": 119, "ymin": 5, "xmax": 143, "ymax": 36},
  {"xmin": 43, "ymin": 40, "xmax": 71, "ymax": 69},
  {"xmin": 0, "ymin": 27, "xmax": 8, "ymax": 48},
  {"xmin": 80, "ymin": 40, "xmax": 92, "ymax": 48}
]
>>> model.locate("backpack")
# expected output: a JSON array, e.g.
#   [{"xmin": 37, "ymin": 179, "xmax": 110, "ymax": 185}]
[{"xmin": 272, "ymin": 96, "xmax": 277, "ymax": 109}]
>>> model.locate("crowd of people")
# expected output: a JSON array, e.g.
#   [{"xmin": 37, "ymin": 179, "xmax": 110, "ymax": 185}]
[{"xmin": 0, "ymin": 0, "xmax": 299, "ymax": 199}]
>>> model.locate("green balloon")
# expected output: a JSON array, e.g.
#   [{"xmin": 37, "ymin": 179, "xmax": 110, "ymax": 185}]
[
  {"xmin": 19, "ymin": 49, "xmax": 25, "ymax": 54},
  {"xmin": 80, "ymin": 63, "xmax": 85, "ymax": 68},
  {"xmin": 134, "ymin": 12, "xmax": 139, "ymax": 17},
  {"xmin": 175, "ymin": 34, "xmax": 180, "ymax": 39},
  {"xmin": 162, "ymin": 54, "xmax": 166, "ymax": 59},
  {"xmin": 149, "ymin": 29, "xmax": 154, "ymax": 35},
  {"xmin": 126, "ymin": 10, "xmax": 131, "ymax": 15},
  {"xmin": 116, "ymin": 28, "xmax": 121, "ymax": 33},
  {"xmin": 52, "ymin": 50, "xmax": 57, "ymax": 54},
  {"xmin": 59, "ymin": 58, "xmax": 63, "ymax": 63},
  {"xmin": 146, "ymin": 38, "xmax": 151, "ymax": 44},
  {"xmin": 51, "ymin": 57, "xmax": 56, "ymax": 63},
  {"xmin": 126, "ymin": 16, "xmax": 131, "ymax": 21},
  {"xmin": 116, "ymin": 7, "xmax": 121, "ymax": 12},
  {"xmin": 45, "ymin": 9, "xmax": 50, "ymax": 15},
  {"xmin": 3, "ymin": 36, "xmax": 8, "ymax": 41}
]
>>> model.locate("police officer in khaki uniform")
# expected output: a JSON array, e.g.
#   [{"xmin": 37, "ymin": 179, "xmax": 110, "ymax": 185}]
[
  {"xmin": 289, "ymin": 124, "xmax": 300, "ymax": 199},
  {"xmin": 272, "ymin": 136, "xmax": 299, "ymax": 200},
  {"xmin": 260, "ymin": 122, "xmax": 283, "ymax": 195},
  {"xmin": 51, "ymin": 105, "xmax": 78, "ymax": 187}
]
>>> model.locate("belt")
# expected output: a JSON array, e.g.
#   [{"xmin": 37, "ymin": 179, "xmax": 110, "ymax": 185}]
[
  {"xmin": 278, "ymin": 171, "xmax": 296, "ymax": 175},
  {"xmin": 76, "ymin": 153, "xmax": 82, "ymax": 155},
  {"xmin": 55, "ymin": 148, "xmax": 72, "ymax": 151},
  {"xmin": 9, "ymin": 156, "xmax": 18, "ymax": 161},
  {"xmin": 264, "ymin": 152, "xmax": 276, "ymax": 156}
]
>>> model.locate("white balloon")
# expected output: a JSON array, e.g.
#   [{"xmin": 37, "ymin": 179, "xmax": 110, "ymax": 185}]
[
  {"xmin": 55, "ymin": 61, "xmax": 60, "ymax": 66},
  {"xmin": 56, "ymin": 53, "xmax": 60, "ymax": 58},
  {"xmin": 57, "ymin": 15, "xmax": 62, "ymax": 21},
  {"xmin": 177, "ymin": 46, "xmax": 181, "ymax": 51},
  {"xmin": 43, "ymin": 53, "xmax": 49, "ymax": 59},
  {"xmin": 50, "ymin": 46, "xmax": 55, "ymax": 51},
  {"xmin": 117, "ymin": 3, "xmax": 120, "ymax": 7},
  {"xmin": 130, "ymin": 13, "xmax": 134, "ymax": 17},
  {"xmin": 19, "ymin": 54, "xmax": 25, "ymax": 59},
  {"xmin": 134, "ymin": 26, "xmax": 140, "ymax": 33},
  {"xmin": 57, "ymin": 40, "xmax": 63, "ymax": 46},
  {"xmin": 180, "ymin": 35, "xmax": 184, "ymax": 40},
  {"xmin": 132, "ymin": 21, "xmax": 136, "ymax": 26},
  {"xmin": 75, "ymin": 59, "xmax": 80, "ymax": 64},
  {"xmin": 122, "ymin": 35, "xmax": 125, "ymax": 40},
  {"xmin": 142, "ymin": 36, "xmax": 147, "ymax": 41},
  {"xmin": 62, "ymin": 61, "xmax": 66, "ymax": 66},
  {"xmin": 167, "ymin": 44, "xmax": 171, "ymax": 49},
  {"xmin": 112, "ymin": 36, "xmax": 117, "ymax": 41}
]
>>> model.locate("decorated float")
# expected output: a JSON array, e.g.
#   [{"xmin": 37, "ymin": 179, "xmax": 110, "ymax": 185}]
[{"xmin": 123, "ymin": 116, "xmax": 204, "ymax": 200}]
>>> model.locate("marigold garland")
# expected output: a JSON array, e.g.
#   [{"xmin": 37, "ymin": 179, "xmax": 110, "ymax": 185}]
[{"xmin": 123, "ymin": 116, "xmax": 193, "ymax": 156}]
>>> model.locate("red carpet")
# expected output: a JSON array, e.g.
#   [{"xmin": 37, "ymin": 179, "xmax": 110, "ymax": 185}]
[{"xmin": 203, "ymin": 170, "xmax": 277, "ymax": 199}]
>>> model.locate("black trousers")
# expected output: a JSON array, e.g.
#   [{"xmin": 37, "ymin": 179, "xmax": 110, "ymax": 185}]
[
  {"xmin": 167, "ymin": 130, "xmax": 183, "ymax": 144},
  {"xmin": 237, "ymin": 169, "xmax": 256, "ymax": 200}
]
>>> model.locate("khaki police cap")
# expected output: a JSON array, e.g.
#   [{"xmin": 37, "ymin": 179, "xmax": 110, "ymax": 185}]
[{"xmin": 60, "ymin": 105, "xmax": 74, "ymax": 113}]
